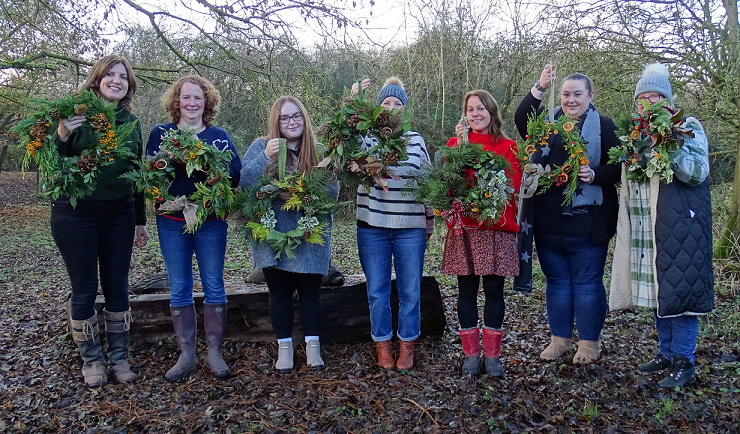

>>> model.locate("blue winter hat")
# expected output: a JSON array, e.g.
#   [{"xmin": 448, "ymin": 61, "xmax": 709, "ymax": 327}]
[
  {"xmin": 634, "ymin": 63, "xmax": 673, "ymax": 106},
  {"xmin": 376, "ymin": 77, "xmax": 408, "ymax": 106}
]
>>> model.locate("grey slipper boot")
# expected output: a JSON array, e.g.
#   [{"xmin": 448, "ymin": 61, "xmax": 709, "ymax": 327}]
[
  {"xmin": 71, "ymin": 313, "xmax": 107, "ymax": 387},
  {"xmin": 275, "ymin": 341, "xmax": 293, "ymax": 374},
  {"xmin": 165, "ymin": 304, "xmax": 198, "ymax": 381},
  {"xmin": 204, "ymin": 303, "xmax": 230, "ymax": 379},
  {"xmin": 104, "ymin": 308, "xmax": 137, "ymax": 383},
  {"xmin": 306, "ymin": 340, "xmax": 324, "ymax": 372}
]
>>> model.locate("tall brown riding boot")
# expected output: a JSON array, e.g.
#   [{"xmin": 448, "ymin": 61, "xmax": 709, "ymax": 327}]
[{"xmin": 165, "ymin": 304, "xmax": 197, "ymax": 381}]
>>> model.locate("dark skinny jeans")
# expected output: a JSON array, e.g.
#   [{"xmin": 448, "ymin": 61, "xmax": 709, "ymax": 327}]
[
  {"xmin": 51, "ymin": 197, "xmax": 135, "ymax": 320},
  {"xmin": 262, "ymin": 267, "xmax": 323, "ymax": 339}
]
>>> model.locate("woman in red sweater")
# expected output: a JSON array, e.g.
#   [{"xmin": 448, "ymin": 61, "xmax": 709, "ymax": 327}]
[{"xmin": 443, "ymin": 90, "xmax": 521, "ymax": 377}]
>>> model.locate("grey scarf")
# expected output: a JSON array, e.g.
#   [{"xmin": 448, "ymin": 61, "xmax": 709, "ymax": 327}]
[{"xmin": 544, "ymin": 104, "xmax": 603, "ymax": 214}]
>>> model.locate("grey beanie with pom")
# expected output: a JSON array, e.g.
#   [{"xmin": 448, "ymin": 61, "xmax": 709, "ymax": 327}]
[
  {"xmin": 634, "ymin": 63, "xmax": 673, "ymax": 105},
  {"xmin": 376, "ymin": 77, "xmax": 408, "ymax": 106}
]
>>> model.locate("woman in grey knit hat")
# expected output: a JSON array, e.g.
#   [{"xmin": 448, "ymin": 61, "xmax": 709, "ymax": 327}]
[{"xmin": 609, "ymin": 63, "xmax": 714, "ymax": 388}]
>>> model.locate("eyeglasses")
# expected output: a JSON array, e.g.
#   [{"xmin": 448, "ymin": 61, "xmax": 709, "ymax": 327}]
[
  {"xmin": 278, "ymin": 113, "xmax": 303, "ymax": 125},
  {"xmin": 636, "ymin": 93, "xmax": 664, "ymax": 104}
]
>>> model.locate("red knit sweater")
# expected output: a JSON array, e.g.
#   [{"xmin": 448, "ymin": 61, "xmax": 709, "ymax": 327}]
[{"xmin": 445, "ymin": 132, "xmax": 521, "ymax": 233}]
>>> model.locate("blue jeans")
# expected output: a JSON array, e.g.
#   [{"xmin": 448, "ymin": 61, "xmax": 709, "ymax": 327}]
[
  {"xmin": 51, "ymin": 197, "xmax": 135, "ymax": 320},
  {"xmin": 655, "ymin": 311, "xmax": 698, "ymax": 364},
  {"xmin": 535, "ymin": 234, "xmax": 608, "ymax": 341},
  {"xmin": 357, "ymin": 227, "xmax": 426, "ymax": 341},
  {"xmin": 157, "ymin": 215, "xmax": 228, "ymax": 307}
]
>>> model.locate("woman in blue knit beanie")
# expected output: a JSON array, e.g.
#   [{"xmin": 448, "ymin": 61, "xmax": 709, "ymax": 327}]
[{"xmin": 351, "ymin": 77, "xmax": 434, "ymax": 371}]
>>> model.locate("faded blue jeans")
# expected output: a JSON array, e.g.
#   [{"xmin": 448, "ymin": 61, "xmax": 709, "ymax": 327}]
[
  {"xmin": 157, "ymin": 215, "xmax": 228, "ymax": 307},
  {"xmin": 357, "ymin": 226, "xmax": 426, "ymax": 342},
  {"xmin": 655, "ymin": 311, "xmax": 698, "ymax": 364},
  {"xmin": 535, "ymin": 234, "xmax": 609, "ymax": 341}
]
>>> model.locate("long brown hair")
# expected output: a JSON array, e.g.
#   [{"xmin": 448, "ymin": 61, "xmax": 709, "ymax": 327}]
[
  {"xmin": 161, "ymin": 75, "xmax": 221, "ymax": 127},
  {"xmin": 267, "ymin": 96, "xmax": 319, "ymax": 174},
  {"xmin": 462, "ymin": 90, "xmax": 509, "ymax": 140},
  {"xmin": 82, "ymin": 55, "xmax": 137, "ymax": 111}
]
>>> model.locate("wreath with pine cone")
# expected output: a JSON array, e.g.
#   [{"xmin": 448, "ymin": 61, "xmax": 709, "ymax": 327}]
[
  {"xmin": 242, "ymin": 169, "xmax": 345, "ymax": 259},
  {"xmin": 410, "ymin": 140, "xmax": 514, "ymax": 233},
  {"xmin": 523, "ymin": 110, "xmax": 589, "ymax": 205},
  {"xmin": 607, "ymin": 99, "xmax": 693, "ymax": 183},
  {"xmin": 10, "ymin": 90, "xmax": 138, "ymax": 207},
  {"xmin": 122, "ymin": 128, "xmax": 236, "ymax": 233},
  {"xmin": 316, "ymin": 83, "xmax": 411, "ymax": 192}
]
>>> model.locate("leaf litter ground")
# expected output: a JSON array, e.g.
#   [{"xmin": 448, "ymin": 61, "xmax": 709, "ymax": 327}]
[{"xmin": 0, "ymin": 171, "xmax": 738, "ymax": 433}]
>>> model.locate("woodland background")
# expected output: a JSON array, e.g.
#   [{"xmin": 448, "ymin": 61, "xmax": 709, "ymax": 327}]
[{"xmin": 0, "ymin": 0, "xmax": 739, "ymax": 433}]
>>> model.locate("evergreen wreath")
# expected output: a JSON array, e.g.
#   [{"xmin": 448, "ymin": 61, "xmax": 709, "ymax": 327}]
[
  {"xmin": 409, "ymin": 140, "xmax": 514, "ymax": 233},
  {"xmin": 122, "ymin": 128, "xmax": 236, "ymax": 233},
  {"xmin": 607, "ymin": 99, "xmax": 693, "ymax": 183},
  {"xmin": 316, "ymin": 82, "xmax": 412, "ymax": 192},
  {"xmin": 10, "ymin": 90, "xmax": 137, "ymax": 207},
  {"xmin": 242, "ymin": 168, "xmax": 344, "ymax": 259},
  {"xmin": 524, "ymin": 110, "xmax": 590, "ymax": 205}
]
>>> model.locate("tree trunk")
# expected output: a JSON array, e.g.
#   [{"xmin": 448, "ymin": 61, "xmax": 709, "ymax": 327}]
[
  {"xmin": 66, "ymin": 275, "xmax": 447, "ymax": 345},
  {"xmin": 714, "ymin": 116, "xmax": 740, "ymax": 259},
  {"xmin": 0, "ymin": 145, "xmax": 8, "ymax": 173}
]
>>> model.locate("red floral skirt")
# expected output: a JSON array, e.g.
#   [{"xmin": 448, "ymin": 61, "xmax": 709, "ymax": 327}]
[{"xmin": 441, "ymin": 229, "xmax": 519, "ymax": 276}]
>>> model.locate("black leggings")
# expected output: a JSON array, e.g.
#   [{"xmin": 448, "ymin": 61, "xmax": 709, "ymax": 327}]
[
  {"xmin": 457, "ymin": 274, "xmax": 505, "ymax": 329},
  {"xmin": 262, "ymin": 268, "xmax": 323, "ymax": 339}
]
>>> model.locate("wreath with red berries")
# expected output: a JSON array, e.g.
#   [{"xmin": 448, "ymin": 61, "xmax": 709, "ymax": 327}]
[
  {"xmin": 10, "ymin": 90, "xmax": 137, "ymax": 207},
  {"xmin": 607, "ymin": 99, "xmax": 693, "ymax": 183},
  {"xmin": 122, "ymin": 128, "xmax": 236, "ymax": 233}
]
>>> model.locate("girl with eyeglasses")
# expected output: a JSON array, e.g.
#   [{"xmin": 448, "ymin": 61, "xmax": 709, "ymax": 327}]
[{"xmin": 240, "ymin": 96, "xmax": 338, "ymax": 374}]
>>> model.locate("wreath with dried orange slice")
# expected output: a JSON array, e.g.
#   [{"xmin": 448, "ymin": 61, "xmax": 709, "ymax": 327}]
[{"xmin": 523, "ymin": 110, "xmax": 589, "ymax": 205}]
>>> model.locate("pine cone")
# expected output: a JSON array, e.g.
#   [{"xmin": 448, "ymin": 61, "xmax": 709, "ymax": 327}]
[
  {"xmin": 252, "ymin": 212, "xmax": 262, "ymax": 221},
  {"xmin": 347, "ymin": 114, "xmax": 360, "ymax": 129},
  {"xmin": 383, "ymin": 149, "xmax": 400, "ymax": 166},
  {"xmin": 50, "ymin": 110, "xmax": 62, "ymax": 121},
  {"xmin": 256, "ymin": 191, "xmax": 266, "ymax": 200},
  {"xmin": 377, "ymin": 111, "xmax": 391, "ymax": 126},
  {"xmin": 329, "ymin": 139, "xmax": 340, "ymax": 150},
  {"xmin": 379, "ymin": 127, "xmax": 393, "ymax": 140},
  {"xmin": 303, "ymin": 230, "xmax": 312, "ymax": 239},
  {"xmin": 30, "ymin": 124, "xmax": 47, "ymax": 141},
  {"xmin": 36, "ymin": 118, "xmax": 47, "ymax": 127},
  {"xmin": 77, "ymin": 153, "xmax": 96, "ymax": 174},
  {"xmin": 89, "ymin": 114, "xmax": 111, "ymax": 132},
  {"xmin": 462, "ymin": 210, "xmax": 472, "ymax": 218},
  {"xmin": 364, "ymin": 162, "xmax": 383, "ymax": 177},
  {"xmin": 302, "ymin": 195, "xmax": 314, "ymax": 206}
]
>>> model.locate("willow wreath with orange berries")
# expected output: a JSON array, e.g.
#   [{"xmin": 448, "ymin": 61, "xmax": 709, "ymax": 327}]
[
  {"xmin": 607, "ymin": 99, "xmax": 693, "ymax": 183},
  {"xmin": 316, "ymin": 82, "xmax": 411, "ymax": 192},
  {"xmin": 524, "ymin": 110, "xmax": 589, "ymax": 205},
  {"xmin": 10, "ymin": 90, "xmax": 137, "ymax": 207},
  {"xmin": 123, "ymin": 128, "xmax": 236, "ymax": 233}
]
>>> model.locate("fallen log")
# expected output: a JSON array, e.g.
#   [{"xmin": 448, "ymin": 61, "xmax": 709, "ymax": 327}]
[{"xmin": 67, "ymin": 275, "xmax": 446, "ymax": 344}]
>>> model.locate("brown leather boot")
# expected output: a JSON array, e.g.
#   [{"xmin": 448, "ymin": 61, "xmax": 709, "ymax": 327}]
[
  {"xmin": 396, "ymin": 340, "xmax": 415, "ymax": 371},
  {"xmin": 375, "ymin": 341, "xmax": 395, "ymax": 370},
  {"xmin": 204, "ymin": 303, "xmax": 230, "ymax": 379}
]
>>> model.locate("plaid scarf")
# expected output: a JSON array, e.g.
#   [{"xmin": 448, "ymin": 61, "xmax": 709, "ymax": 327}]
[{"xmin": 627, "ymin": 178, "xmax": 658, "ymax": 308}]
